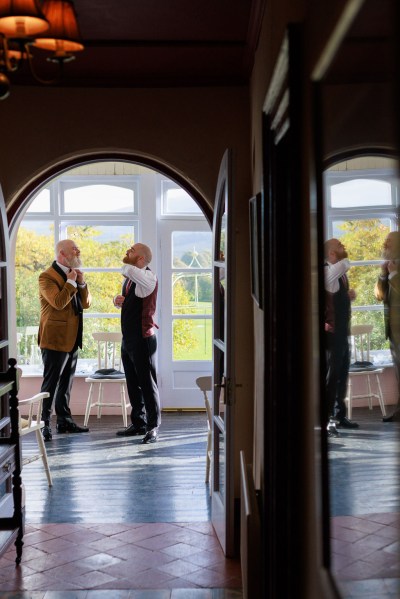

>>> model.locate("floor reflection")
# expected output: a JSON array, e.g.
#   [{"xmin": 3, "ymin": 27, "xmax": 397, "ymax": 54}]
[{"xmin": 329, "ymin": 407, "xmax": 400, "ymax": 598}]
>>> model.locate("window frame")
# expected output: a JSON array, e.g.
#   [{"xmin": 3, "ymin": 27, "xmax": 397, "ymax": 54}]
[{"xmin": 324, "ymin": 165, "xmax": 399, "ymax": 352}]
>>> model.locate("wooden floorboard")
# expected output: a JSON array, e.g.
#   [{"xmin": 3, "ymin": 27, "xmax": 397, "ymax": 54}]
[
  {"xmin": 21, "ymin": 412, "xmax": 211, "ymax": 524},
  {"xmin": 329, "ymin": 407, "xmax": 400, "ymax": 516}
]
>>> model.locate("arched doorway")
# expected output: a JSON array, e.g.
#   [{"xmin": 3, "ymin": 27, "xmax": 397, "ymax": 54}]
[{"xmin": 10, "ymin": 158, "xmax": 213, "ymax": 410}]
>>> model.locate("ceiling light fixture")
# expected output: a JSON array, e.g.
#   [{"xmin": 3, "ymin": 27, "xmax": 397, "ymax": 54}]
[{"xmin": 0, "ymin": 0, "xmax": 84, "ymax": 100}]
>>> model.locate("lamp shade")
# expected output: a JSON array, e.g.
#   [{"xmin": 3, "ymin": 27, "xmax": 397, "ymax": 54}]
[
  {"xmin": 0, "ymin": 0, "xmax": 49, "ymax": 37},
  {"xmin": 32, "ymin": 0, "xmax": 84, "ymax": 55}
]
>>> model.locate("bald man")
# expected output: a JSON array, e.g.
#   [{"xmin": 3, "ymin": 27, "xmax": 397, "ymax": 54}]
[
  {"xmin": 324, "ymin": 238, "xmax": 359, "ymax": 436},
  {"xmin": 375, "ymin": 231, "xmax": 400, "ymax": 422},
  {"xmin": 114, "ymin": 243, "xmax": 161, "ymax": 444}
]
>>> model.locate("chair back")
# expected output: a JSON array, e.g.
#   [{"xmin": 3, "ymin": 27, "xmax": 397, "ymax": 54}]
[
  {"xmin": 196, "ymin": 376, "xmax": 212, "ymax": 428},
  {"xmin": 92, "ymin": 332, "xmax": 123, "ymax": 371},
  {"xmin": 350, "ymin": 324, "xmax": 374, "ymax": 363},
  {"xmin": 19, "ymin": 392, "xmax": 50, "ymax": 435}
]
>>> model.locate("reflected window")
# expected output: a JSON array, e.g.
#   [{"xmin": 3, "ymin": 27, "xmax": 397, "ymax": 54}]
[
  {"xmin": 325, "ymin": 160, "xmax": 399, "ymax": 355},
  {"xmin": 330, "ymin": 178, "xmax": 393, "ymax": 208},
  {"xmin": 323, "ymin": 156, "xmax": 400, "ymax": 592}
]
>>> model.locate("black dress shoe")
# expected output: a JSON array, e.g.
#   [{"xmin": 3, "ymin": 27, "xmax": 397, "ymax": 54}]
[
  {"xmin": 142, "ymin": 429, "xmax": 158, "ymax": 444},
  {"xmin": 42, "ymin": 424, "xmax": 52, "ymax": 442},
  {"xmin": 116, "ymin": 424, "xmax": 146, "ymax": 437},
  {"xmin": 327, "ymin": 423, "xmax": 340, "ymax": 437},
  {"xmin": 337, "ymin": 417, "xmax": 359, "ymax": 429},
  {"xmin": 57, "ymin": 421, "xmax": 89, "ymax": 433},
  {"xmin": 382, "ymin": 411, "xmax": 400, "ymax": 423}
]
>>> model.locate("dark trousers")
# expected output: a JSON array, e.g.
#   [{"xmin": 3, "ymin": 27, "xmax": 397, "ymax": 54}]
[
  {"xmin": 390, "ymin": 338, "xmax": 400, "ymax": 411},
  {"xmin": 121, "ymin": 335, "xmax": 161, "ymax": 431},
  {"xmin": 326, "ymin": 332, "xmax": 350, "ymax": 421},
  {"xmin": 40, "ymin": 348, "xmax": 78, "ymax": 423}
]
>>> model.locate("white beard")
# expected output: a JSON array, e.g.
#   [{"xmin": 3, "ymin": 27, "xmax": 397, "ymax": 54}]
[{"xmin": 67, "ymin": 255, "xmax": 82, "ymax": 269}]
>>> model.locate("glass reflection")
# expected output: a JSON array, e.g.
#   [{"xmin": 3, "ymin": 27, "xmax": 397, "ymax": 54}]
[
  {"xmin": 217, "ymin": 428, "xmax": 225, "ymax": 498},
  {"xmin": 219, "ymin": 200, "xmax": 227, "ymax": 260},
  {"xmin": 324, "ymin": 157, "xmax": 400, "ymax": 591}
]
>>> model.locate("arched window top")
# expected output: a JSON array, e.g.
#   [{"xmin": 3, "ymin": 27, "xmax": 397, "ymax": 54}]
[{"xmin": 330, "ymin": 178, "xmax": 392, "ymax": 208}]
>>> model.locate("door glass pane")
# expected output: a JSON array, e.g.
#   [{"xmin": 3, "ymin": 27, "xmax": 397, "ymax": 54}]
[
  {"xmin": 172, "ymin": 231, "xmax": 212, "ymax": 268},
  {"xmin": 217, "ymin": 428, "xmax": 225, "ymax": 497},
  {"xmin": 64, "ymin": 225, "xmax": 135, "ymax": 267},
  {"xmin": 172, "ymin": 273, "xmax": 212, "ymax": 315},
  {"xmin": 63, "ymin": 185, "xmax": 135, "ymax": 213},
  {"xmin": 172, "ymin": 318, "xmax": 212, "ymax": 361},
  {"xmin": 219, "ymin": 198, "xmax": 227, "ymax": 260}
]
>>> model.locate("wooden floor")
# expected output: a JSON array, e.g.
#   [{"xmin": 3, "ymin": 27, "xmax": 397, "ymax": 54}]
[
  {"xmin": 0, "ymin": 412, "xmax": 242, "ymax": 598},
  {"xmin": 329, "ymin": 407, "xmax": 400, "ymax": 599},
  {"xmin": 23, "ymin": 412, "xmax": 212, "ymax": 524},
  {"xmin": 1, "ymin": 409, "xmax": 399, "ymax": 598}
]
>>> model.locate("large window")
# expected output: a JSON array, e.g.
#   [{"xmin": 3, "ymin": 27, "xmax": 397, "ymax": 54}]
[
  {"xmin": 15, "ymin": 167, "xmax": 213, "ymax": 405},
  {"xmin": 324, "ymin": 158, "xmax": 399, "ymax": 358},
  {"xmin": 16, "ymin": 176, "xmax": 139, "ymax": 371}
]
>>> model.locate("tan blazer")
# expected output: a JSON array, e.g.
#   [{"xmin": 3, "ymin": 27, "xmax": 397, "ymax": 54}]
[{"xmin": 38, "ymin": 266, "xmax": 92, "ymax": 352}]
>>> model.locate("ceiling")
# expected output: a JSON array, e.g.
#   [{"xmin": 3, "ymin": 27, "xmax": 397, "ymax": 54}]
[{"xmin": 10, "ymin": 0, "xmax": 265, "ymax": 89}]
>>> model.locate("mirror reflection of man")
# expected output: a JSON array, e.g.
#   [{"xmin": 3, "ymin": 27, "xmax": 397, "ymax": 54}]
[
  {"xmin": 324, "ymin": 238, "xmax": 359, "ymax": 437},
  {"xmin": 375, "ymin": 231, "xmax": 400, "ymax": 422}
]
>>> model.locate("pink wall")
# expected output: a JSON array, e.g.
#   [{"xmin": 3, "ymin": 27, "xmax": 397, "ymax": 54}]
[{"xmin": 18, "ymin": 367, "xmax": 398, "ymax": 419}]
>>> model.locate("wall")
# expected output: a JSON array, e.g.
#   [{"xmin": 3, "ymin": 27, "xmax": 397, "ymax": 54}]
[
  {"xmin": 0, "ymin": 81, "xmax": 254, "ymax": 525},
  {"xmin": 0, "ymin": 86, "xmax": 250, "ymax": 210}
]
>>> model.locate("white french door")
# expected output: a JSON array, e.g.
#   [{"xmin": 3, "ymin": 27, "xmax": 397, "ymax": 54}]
[
  {"xmin": 158, "ymin": 218, "xmax": 212, "ymax": 408},
  {"xmin": 211, "ymin": 149, "xmax": 235, "ymax": 555}
]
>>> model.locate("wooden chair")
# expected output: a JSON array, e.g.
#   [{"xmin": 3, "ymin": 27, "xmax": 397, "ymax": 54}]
[
  {"xmin": 19, "ymin": 392, "xmax": 53, "ymax": 486},
  {"xmin": 196, "ymin": 376, "xmax": 212, "ymax": 486},
  {"xmin": 345, "ymin": 324, "xmax": 386, "ymax": 419},
  {"xmin": 84, "ymin": 332, "xmax": 130, "ymax": 427}
]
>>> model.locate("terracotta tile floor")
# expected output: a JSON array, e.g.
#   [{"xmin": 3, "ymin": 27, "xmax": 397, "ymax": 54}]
[
  {"xmin": 329, "ymin": 410, "xmax": 400, "ymax": 598},
  {"xmin": 0, "ymin": 522, "xmax": 242, "ymax": 596},
  {"xmin": 0, "ymin": 414, "xmax": 242, "ymax": 598}
]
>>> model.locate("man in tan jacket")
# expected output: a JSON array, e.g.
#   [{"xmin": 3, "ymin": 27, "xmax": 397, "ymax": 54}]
[
  {"xmin": 38, "ymin": 239, "xmax": 92, "ymax": 440},
  {"xmin": 375, "ymin": 231, "xmax": 400, "ymax": 422}
]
